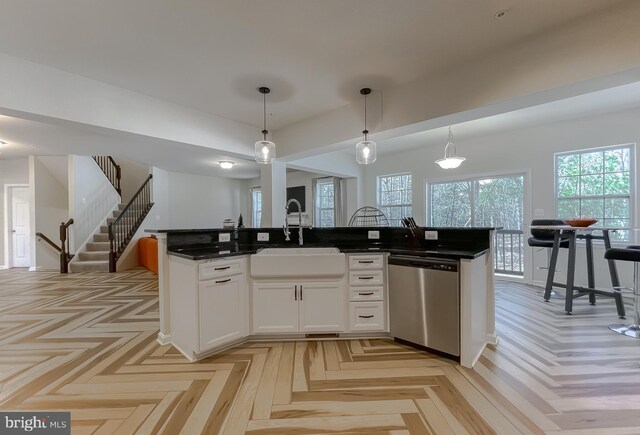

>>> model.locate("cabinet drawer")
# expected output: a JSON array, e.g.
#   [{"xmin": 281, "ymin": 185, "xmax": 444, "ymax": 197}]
[
  {"xmin": 349, "ymin": 302, "xmax": 385, "ymax": 331},
  {"xmin": 349, "ymin": 270, "xmax": 384, "ymax": 286},
  {"xmin": 199, "ymin": 258, "xmax": 244, "ymax": 280},
  {"xmin": 350, "ymin": 286, "xmax": 384, "ymax": 301},
  {"xmin": 349, "ymin": 254, "xmax": 384, "ymax": 270}
]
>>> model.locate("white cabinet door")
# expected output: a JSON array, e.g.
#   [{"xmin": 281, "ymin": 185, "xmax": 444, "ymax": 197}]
[
  {"xmin": 199, "ymin": 275, "xmax": 246, "ymax": 351},
  {"xmin": 299, "ymin": 281, "xmax": 345, "ymax": 333},
  {"xmin": 253, "ymin": 282, "xmax": 299, "ymax": 334}
]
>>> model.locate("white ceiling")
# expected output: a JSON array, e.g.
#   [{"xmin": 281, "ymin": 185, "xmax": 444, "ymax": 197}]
[
  {"xmin": 0, "ymin": 115, "xmax": 262, "ymax": 179},
  {"xmin": 0, "ymin": 0, "xmax": 620, "ymax": 130},
  {"xmin": 347, "ymin": 82, "xmax": 640, "ymax": 155}
]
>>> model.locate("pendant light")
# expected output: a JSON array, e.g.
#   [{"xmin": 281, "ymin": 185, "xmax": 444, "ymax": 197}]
[
  {"xmin": 435, "ymin": 126, "xmax": 465, "ymax": 169},
  {"xmin": 356, "ymin": 88, "xmax": 376, "ymax": 165},
  {"xmin": 254, "ymin": 87, "xmax": 276, "ymax": 164}
]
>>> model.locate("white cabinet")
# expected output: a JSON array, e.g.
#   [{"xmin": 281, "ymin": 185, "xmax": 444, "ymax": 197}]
[
  {"xmin": 252, "ymin": 279, "xmax": 345, "ymax": 334},
  {"xmin": 349, "ymin": 302, "xmax": 385, "ymax": 331},
  {"xmin": 347, "ymin": 253, "xmax": 388, "ymax": 332},
  {"xmin": 199, "ymin": 275, "xmax": 246, "ymax": 350},
  {"xmin": 169, "ymin": 255, "xmax": 249, "ymax": 360},
  {"xmin": 299, "ymin": 281, "xmax": 345, "ymax": 332},
  {"xmin": 252, "ymin": 282, "xmax": 299, "ymax": 334}
]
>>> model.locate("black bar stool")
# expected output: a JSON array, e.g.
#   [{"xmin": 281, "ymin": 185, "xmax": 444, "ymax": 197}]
[
  {"xmin": 605, "ymin": 245, "xmax": 640, "ymax": 338},
  {"xmin": 528, "ymin": 219, "xmax": 569, "ymax": 299}
]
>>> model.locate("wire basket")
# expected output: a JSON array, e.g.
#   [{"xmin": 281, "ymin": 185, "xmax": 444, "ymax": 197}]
[{"xmin": 348, "ymin": 206, "xmax": 390, "ymax": 227}]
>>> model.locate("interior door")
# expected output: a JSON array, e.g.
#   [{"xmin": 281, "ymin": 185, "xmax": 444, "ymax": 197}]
[{"xmin": 10, "ymin": 187, "xmax": 30, "ymax": 268}]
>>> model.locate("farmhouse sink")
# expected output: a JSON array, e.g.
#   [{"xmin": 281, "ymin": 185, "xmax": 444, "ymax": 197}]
[{"xmin": 251, "ymin": 247, "xmax": 345, "ymax": 278}]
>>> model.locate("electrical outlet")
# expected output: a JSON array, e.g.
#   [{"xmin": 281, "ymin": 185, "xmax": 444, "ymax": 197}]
[
  {"xmin": 534, "ymin": 208, "xmax": 545, "ymax": 217},
  {"xmin": 425, "ymin": 230, "xmax": 438, "ymax": 240},
  {"xmin": 257, "ymin": 232, "xmax": 269, "ymax": 242},
  {"xmin": 368, "ymin": 230, "xmax": 380, "ymax": 240},
  {"xmin": 155, "ymin": 215, "xmax": 160, "ymax": 221},
  {"xmin": 218, "ymin": 233, "xmax": 231, "ymax": 243}
]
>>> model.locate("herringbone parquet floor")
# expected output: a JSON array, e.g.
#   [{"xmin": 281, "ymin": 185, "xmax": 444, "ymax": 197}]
[{"xmin": 0, "ymin": 269, "xmax": 639, "ymax": 434}]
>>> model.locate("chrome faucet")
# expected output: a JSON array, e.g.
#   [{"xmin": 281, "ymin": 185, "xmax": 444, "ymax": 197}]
[{"xmin": 283, "ymin": 198, "xmax": 303, "ymax": 245}]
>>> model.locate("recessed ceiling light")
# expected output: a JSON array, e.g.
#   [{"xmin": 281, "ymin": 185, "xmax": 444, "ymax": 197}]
[
  {"xmin": 495, "ymin": 9, "xmax": 508, "ymax": 19},
  {"xmin": 218, "ymin": 161, "xmax": 234, "ymax": 169},
  {"xmin": 0, "ymin": 140, "xmax": 7, "ymax": 147}
]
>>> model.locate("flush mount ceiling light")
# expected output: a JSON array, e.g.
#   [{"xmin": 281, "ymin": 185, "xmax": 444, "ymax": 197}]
[
  {"xmin": 356, "ymin": 88, "xmax": 376, "ymax": 165},
  {"xmin": 435, "ymin": 126, "xmax": 466, "ymax": 169},
  {"xmin": 0, "ymin": 140, "xmax": 6, "ymax": 147},
  {"xmin": 218, "ymin": 161, "xmax": 234, "ymax": 170},
  {"xmin": 254, "ymin": 87, "xmax": 276, "ymax": 165}
]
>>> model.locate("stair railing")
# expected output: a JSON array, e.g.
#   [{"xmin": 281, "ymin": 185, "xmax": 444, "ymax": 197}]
[
  {"xmin": 35, "ymin": 218, "xmax": 75, "ymax": 273},
  {"xmin": 60, "ymin": 219, "xmax": 74, "ymax": 273},
  {"xmin": 108, "ymin": 174, "xmax": 153, "ymax": 272},
  {"xmin": 93, "ymin": 156, "xmax": 122, "ymax": 196}
]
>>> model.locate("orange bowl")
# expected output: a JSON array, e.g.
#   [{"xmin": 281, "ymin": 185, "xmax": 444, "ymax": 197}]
[{"xmin": 563, "ymin": 218, "xmax": 598, "ymax": 227}]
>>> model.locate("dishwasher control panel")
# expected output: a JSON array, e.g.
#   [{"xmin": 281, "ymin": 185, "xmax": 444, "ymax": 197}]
[{"xmin": 388, "ymin": 255, "xmax": 458, "ymax": 272}]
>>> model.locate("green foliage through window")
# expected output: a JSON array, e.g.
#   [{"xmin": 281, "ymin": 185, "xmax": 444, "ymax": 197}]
[{"xmin": 555, "ymin": 145, "xmax": 633, "ymax": 241}]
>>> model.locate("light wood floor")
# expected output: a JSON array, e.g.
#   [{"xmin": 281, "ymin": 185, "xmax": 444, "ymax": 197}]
[{"xmin": 0, "ymin": 269, "xmax": 639, "ymax": 434}]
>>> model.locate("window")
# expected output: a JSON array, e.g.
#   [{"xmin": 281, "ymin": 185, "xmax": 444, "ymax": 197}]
[
  {"xmin": 377, "ymin": 173, "xmax": 412, "ymax": 226},
  {"xmin": 315, "ymin": 179, "xmax": 335, "ymax": 227},
  {"xmin": 251, "ymin": 188, "xmax": 262, "ymax": 228},
  {"xmin": 429, "ymin": 174, "xmax": 525, "ymax": 275},
  {"xmin": 555, "ymin": 144, "xmax": 634, "ymax": 241}
]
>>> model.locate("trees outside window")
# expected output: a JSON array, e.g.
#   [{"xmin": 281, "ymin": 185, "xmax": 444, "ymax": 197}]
[
  {"xmin": 377, "ymin": 173, "xmax": 412, "ymax": 227},
  {"xmin": 556, "ymin": 145, "xmax": 634, "ymax": 241}
]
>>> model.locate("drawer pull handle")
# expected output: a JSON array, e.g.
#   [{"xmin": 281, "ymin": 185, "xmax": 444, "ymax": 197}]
[
  {"xmin": 295, "ymin": 285, "xmax": 297, "ymax": 301},
  {"xmin": 214, "ymin": 266, "xmax": 231, "ymax": 271},
  {"xmin": 358, "ymin": 276, "xmax": 374, "ymax": 280},
  {"xmin": 215, "ymin": 278, "xmax": 231, "ymax": 284},
  {"xmin": 359, "ymin": 315, "xmax": 374, "ymax": 319},
  {"xmin": 358, "ymin": 292, "xmax": 374, "ymax": 296},
  {"xmin": 358, "ymin": 260, "xmax": 374, "ymax": 264}
]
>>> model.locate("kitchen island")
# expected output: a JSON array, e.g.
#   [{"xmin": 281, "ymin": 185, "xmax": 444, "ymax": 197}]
[{"xmin": 149, "ymin": 226, "xmax": 497, "ymax": 368}]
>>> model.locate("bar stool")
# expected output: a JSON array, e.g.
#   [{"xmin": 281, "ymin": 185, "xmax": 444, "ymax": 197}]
[
  {"xmin": 605, "ymin": 245, "xmax": 640, "ymax": 338},
  {"xmin": 528, "ymin": 219, "xmax": 569, "ymax": 300}
]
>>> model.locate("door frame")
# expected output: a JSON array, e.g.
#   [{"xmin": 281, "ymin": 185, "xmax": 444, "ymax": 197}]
[{"xmin": 4, "ymin": 184, "xmax": 31, "ymax": 269}]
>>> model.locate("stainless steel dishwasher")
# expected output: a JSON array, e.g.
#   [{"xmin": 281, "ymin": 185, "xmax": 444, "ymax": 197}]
[{"xmin": 388, "ymin": 255, "xmax": 460, "ymax": 358}]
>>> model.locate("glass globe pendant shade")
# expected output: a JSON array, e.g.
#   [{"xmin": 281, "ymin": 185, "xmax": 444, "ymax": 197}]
[
  {"xmin": 255, "ymin": 140, "xmax": 276, "ymax": 165},
  {"xmin": 356, "ymin": 140, "xmax": 376, "ymax": 165}
]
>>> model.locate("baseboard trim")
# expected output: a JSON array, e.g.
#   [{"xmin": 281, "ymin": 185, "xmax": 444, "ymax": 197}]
[
  {"xmin": 486, "ymin": 333, "xmax": 499, "ymax": 346},
  {"xmin": 156, "ymin": 332, "xmax": 172, "ymax": 345},
  {"xmin": 0, "ymin": 264, "xmax": 8, "ymax": 270}
]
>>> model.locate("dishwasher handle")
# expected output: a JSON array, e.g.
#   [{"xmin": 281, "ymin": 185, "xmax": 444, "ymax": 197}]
[{"xmin": 388, "ymin": 255, "xmax": 458, "ymax": 272}]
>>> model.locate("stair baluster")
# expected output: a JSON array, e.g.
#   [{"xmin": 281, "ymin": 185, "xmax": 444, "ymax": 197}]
[{"xmin": 108, "ymin": 174, "xmax": 154, "ymax": 272}]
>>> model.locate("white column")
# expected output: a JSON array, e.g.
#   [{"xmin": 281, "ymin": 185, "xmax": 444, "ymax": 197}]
[
  {"xmin": 156, "ymin": 233, "xmax": 172, "ymax": 344},
  {"xmin": 260, "ymin": 161, "xmax": 287, "ymax": 227}
]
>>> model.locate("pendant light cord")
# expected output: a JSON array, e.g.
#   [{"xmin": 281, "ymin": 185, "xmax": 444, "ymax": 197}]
[
  {"xmin": 363, "ymin": 93, "xmax": 368, "ymax": 140},
  {"xmin": 263, "ymin": 92, "xmax": 267, "ymax": 140}
]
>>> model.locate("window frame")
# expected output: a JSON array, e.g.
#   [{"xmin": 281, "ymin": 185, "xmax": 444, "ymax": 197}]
[
  {"xmin": 554, "ymin": 143, "xmax": 636, "ymax": 242},
  {"xmin": 376, "ymin": 172, "xmax": 413, "ymax": 227},
  {"xmin": 315, "ymin": 177, "xmax": 336, "ymax": 228},
  {"xmin": 251, "ymin": 187, "xmax": 262, "ymax": 228}
]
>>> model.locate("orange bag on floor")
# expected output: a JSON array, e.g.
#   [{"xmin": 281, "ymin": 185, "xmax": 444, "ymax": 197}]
[{"xmin": 138, "ymin": 236, "xmax": 158, "ymax": 274}]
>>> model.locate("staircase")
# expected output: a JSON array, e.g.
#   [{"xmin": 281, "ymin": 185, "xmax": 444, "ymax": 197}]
[
  {"xmin": 69, "ymin": 204, "xmax": 127, "ymax": 273},
  {"xmin": 69, "ymin": 157, "xmax": 153, "ymax": 273}
]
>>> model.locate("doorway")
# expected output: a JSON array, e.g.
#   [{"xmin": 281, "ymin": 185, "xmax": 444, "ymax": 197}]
[{"xmin": 6, "ymin": 185, "xmax": 31, "ymax": 268}]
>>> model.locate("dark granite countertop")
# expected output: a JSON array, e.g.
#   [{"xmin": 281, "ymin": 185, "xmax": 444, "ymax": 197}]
[{"xmin": 168, "ymin": 244, "xmax": 488, "ymax": 261}]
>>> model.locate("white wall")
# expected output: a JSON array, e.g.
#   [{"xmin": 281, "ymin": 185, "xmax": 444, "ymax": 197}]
[
  {"xmin": 362, "ymin": 107, "xmax": 640, "ymax": 289},
  {"xmin": 30, "ymin": 156, "xmax": 69, "ymax": 270},
  {"xmin": 116, "ymin": 158, "xmax": 150, "ymax": 203},
  {"xmin": 68, "ymin": 155, "xmax": 120, "ymax": 252},
  {"xmin": 0, "ymin": 158, "xmax": 29, "ymax": 267},
  {"xmin": 167, "ymin": 171, "xmax": 248, "ymax": 229}
]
